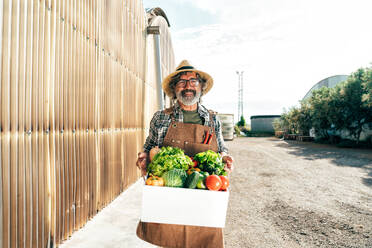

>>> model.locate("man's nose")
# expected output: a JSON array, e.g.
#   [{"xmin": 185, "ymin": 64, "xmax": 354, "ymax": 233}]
[{"xmin": 184, "ymin": 81, "xmax": 193, "ymax": 89}]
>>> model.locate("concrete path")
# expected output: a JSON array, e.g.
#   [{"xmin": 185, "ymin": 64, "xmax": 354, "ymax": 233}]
[{"xmin": 59, "ymin": 179, "xmax": 156, "ymax": 248}]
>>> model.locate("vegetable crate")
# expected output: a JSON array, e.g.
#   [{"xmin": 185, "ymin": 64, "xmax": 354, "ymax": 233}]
[{"xmin": 140, "ymin": 183, "xmax": 229, "ymax": 228}]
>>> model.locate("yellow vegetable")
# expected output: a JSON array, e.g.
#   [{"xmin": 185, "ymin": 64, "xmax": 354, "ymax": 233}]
[
  {"xmin": 145, "ymin": 175, "xmax": 164, "ymax": 186},
  {"xmin": 187, "ymin": 167, "xmax": 201, "ymax": 175}
]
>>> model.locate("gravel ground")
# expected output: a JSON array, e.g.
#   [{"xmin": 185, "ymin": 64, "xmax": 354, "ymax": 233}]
[{"xmin": 224, "ymin": 137, "xmax": 372, "ymax": 248}]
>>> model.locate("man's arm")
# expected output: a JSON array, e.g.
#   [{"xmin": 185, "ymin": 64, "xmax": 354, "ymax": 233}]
[
  {"xmin": 214, "ymin": 116, "xmax": 228, "ymax": 153},
  {"xmin": 143, "ymin": 111, "xmax": 162, "ymax": 153},
  {"xmin": 137, "ymin": 111, "xmax": 162, "ymax": 176},
  {"xmin": 214, "ymin": 116, "xmax": 234, "ymax": 174}
]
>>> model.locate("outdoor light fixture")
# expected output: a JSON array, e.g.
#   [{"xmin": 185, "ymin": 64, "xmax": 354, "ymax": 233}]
[{"xmin": 147, "ymin": 26, "xmax": 160, "ymax": 35}]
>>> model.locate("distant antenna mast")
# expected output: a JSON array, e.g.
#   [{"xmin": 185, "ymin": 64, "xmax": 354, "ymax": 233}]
[{"xmin": 236, "ymin": 71, "xmax": 244, "ymax": 120}]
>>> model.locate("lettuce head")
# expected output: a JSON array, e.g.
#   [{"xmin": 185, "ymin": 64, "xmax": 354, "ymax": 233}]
[{"xmin": 147, "ymin": 146, "xmax": 192, "ymax": 176}]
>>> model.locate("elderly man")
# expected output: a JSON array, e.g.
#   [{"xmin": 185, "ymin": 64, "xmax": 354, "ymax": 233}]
[{"xmin": 136, "ymin": 60, "xmax": 233, "ymax": 248}]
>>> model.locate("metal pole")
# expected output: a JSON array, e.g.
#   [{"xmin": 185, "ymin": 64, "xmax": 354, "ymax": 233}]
[
  {"xmin": 154, "ymin": 34, "xmax": 164, "ymax": 110},
  {"xmin": 241, "ymin": 71, "xmax": 244, "ymax": 119},
  {"xmin": 236, "ymin": 71, "xmax": 240, "ymax": 119},
  {"xmin": 236, "ymin": 71, "xmax": 244, "ymax": 120},
  {"xmin": 147, "ymin": 26, "xmax": 164, "ymax": 110}
]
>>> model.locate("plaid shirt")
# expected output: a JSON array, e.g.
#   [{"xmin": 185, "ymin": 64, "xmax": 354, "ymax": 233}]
[{"xmin": 144, "ymin": 102, "xmax": 228, "ymax": 153}]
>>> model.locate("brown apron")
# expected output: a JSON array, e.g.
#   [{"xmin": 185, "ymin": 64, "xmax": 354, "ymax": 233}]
[{"xmin": 136, "ymin": 110, "xmax": 224, "ymax": 248}]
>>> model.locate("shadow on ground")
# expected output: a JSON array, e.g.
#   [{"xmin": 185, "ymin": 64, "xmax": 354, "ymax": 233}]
[{"xmin": 274, "ymin": 140, "xmax": 372, "ymax": 187}]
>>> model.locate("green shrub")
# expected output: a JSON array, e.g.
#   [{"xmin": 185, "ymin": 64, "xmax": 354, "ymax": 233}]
[
  {"xmin": 236, "ymin": 115, "xmax": 246, "ymax": 127},
  {"xmin": 234, "ymin": 125, "xmax": 241, "ymax": 136},
  {"xmin": 336, "ymin": 139, "xmax": 372, "ymax": 148},
  {"xmin": 336, "ymin": 139, "xmax": 358, "ymax": 148}
]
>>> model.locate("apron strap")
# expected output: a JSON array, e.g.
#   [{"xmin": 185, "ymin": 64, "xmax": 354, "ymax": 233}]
[{"xmin": 165, "ymin": 106, "xmax": 216, "ymax": 133}]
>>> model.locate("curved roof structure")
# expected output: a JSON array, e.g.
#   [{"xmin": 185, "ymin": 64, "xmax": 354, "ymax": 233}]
[
  {"xmin": 146, "ymin": 7, "xmax": 171, "ymax": 27},
  {"xmin": 303, "ymin": 75, "xmax": 348, "ymax": 100}
]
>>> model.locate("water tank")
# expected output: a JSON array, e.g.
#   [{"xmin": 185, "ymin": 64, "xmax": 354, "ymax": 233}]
[
  {"xmin": 217, "ymin": 113, "xmax": 234, "ymax": 141},
  {"xmin": 250, "ymin": 115, "xmax": 281, "ymax": 133}
]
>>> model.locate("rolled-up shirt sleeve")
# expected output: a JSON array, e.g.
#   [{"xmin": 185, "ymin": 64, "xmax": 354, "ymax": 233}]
[
  {"xmin": 143, "ymin": 111, "xmax": 161, "ymax": 153},
  {"xmin": 214, "ymin": 117, "xmax": 228, "ymax": 153}
]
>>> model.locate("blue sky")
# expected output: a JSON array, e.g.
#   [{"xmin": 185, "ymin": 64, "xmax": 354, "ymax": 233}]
[
  {"xmin": 143, "ymin": 0, "xmax": 219, "ymax": 30},
  {"xmin": 143, "ymin": 0, "xmax": 372, "ymax": 123}
]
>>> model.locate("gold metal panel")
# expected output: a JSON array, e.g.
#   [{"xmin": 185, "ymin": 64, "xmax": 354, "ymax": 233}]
[
  {"xmin": 0, "ymin": 0, "xmax": 174, "ymax": 247},
  {"xmin": 1, "ymin": 133, "xmax": 10, "ymax": 248}
]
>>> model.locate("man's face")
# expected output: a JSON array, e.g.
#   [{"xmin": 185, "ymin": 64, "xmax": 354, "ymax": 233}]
[{"xmin": 175, "ymin": 72, "xmax": 202, "ymax": 106}]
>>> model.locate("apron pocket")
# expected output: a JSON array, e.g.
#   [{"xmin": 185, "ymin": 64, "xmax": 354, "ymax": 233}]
[{"xmin": 184, "ymin": 142, "xmax": 212, "ymax": 157}]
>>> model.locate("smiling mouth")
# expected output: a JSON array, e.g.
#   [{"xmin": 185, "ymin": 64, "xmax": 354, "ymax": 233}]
[{"xmin": 182, "ymin": 90, "xmax": 196, "ymax": 97}]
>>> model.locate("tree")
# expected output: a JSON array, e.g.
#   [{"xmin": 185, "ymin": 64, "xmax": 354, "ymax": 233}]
[
  {"xmin": 277, "ymin": 108, "xmax": 293, "ymax": 133},
  {"xmin": 326, "ymin": 82, "xmax": 347, "ymax": 135},
  {"xmin": 362, "ymin": 66, "xmax": 372, "ymax": 125},
  {"xmin": 308, "ymin": 87, "xmax": 333, "ymax": 139},
  {"xmin": 272, "ymin": 118, "xmax": 283, "ymax": 132},
  {"xmin": 288, "ymin": 107, "xmax": 300, "ymax": 134},
  {"xmin": 339, "ymin": 68, "xmax": 371, "ymax": 143},
  {"xmin": 236, "ymin": 115, "xmax": 246, "ymax": 127},
  {"xmin": 297, "ymin": 101, "xmax": 312, "ymax": 136},
  {"xmin": 277, "ymin": 66, "xmax": 372, "ymax": 143}
]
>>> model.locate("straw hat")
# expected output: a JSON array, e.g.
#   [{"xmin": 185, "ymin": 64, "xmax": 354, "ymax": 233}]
[{"xmin": 162, "ymin": 60, "xmax": 214, "ymax": 97}]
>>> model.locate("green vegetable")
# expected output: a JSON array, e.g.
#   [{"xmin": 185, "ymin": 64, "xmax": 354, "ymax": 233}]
[
  {"xmin": 200, "ymin": 171, "xmax": 210, "ymax": 181},
  {"xmin": 194, "ymin": 150, "xmax": 227, "ymax": 176},
  {"xmin": 196, "ymin": 179, "xmax": 206, "ymax": 189},
  {"xmin": 162, "ymin": 169, "xmax": 188, "ymax": 187},
  {"xmin": 147, "ymin": 146, "xmax": 193, "ymax": 176},
  {"xmin": 185, "ymin": 171, "xmax": 201, "ymax": 189}
]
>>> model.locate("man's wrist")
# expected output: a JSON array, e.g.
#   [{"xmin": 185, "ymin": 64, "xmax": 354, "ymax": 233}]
[{"xmin": 220, "ymin": 152, "xmax": 228, "ymax": 157}]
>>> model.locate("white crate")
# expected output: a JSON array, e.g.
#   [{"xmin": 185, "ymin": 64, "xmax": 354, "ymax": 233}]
[{"xmin": 140, "ymin": 184, "xmax": 229, "ymax": 228}]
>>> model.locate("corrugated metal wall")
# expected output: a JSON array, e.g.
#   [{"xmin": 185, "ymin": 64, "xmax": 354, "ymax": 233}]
[{"xmin": 0, "ymin": 1, "xmax": 171, "ymax": 247}]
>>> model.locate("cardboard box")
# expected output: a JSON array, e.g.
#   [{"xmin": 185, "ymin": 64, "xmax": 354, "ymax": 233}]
[{"xmin": 140, "ymin": 184, "xmax": 229, "ymax": 228}]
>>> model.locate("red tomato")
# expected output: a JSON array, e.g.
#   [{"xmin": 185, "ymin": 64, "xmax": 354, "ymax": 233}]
[
  {"xmin": 193, "ymin": 160, "xmax": 198, "ymax": 167},
  {"xmin": 206, "ymin": 175, "xmax": 222, "ymax": 191},
  {"xmin": 219, "ymin": 176, "xmax": 229, "ymax": 191}
]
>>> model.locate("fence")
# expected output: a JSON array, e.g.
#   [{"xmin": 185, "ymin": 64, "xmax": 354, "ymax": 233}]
[{"xmin": 0, "ymin": 1, "xmax": 166, "ymax": 247}]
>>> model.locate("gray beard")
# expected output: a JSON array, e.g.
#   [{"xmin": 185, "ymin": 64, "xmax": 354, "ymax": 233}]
[{"xmin": 176, "ymin": 90, "xmax": 201, "ymax": 106}]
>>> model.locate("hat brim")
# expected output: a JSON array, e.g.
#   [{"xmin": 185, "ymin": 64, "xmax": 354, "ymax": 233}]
[{"xmin": 162, "ymin": 69, "xmax": 213, "ymax": 98}]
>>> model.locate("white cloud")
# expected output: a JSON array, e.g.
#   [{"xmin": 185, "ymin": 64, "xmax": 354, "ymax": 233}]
[{"xmin": 169, "ymin": 0, "xmax": 372, "ymax": 120}]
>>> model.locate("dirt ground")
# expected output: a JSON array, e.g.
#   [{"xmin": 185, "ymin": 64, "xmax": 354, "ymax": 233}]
[{"xmin": 224, "ymin": 137, "xmax": 372, "ymax": 248}]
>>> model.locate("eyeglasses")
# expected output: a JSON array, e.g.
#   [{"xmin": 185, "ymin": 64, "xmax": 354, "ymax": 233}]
[{"xmin": 176, "ymin": 78, "xmax": 200, "ymax": 88}]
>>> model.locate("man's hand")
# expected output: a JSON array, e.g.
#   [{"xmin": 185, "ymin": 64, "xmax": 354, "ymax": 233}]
[
  {"xmin": 222, "ymin": 154, "xmax": 234, "ymax": 175},
  {"xmin": 149, "ymin": 146, "xmax": 160, "ymax": 161},
  {"xmin": 136, "ymin": 152, "xmax": 148, "ymax": 176}
]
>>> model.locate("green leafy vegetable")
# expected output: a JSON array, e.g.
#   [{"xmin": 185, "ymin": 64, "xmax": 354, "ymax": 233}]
[
  {"xmin": 194, "ymin": 150, "xmax": 227, "ymax": 176},
  {"xmin": 147, "ymin": 146, "xmax": 192, "ymax": 176},
  {"xmin": 185, "ymin": 171, "xmax": 201, "ymax": 189},
  {"xmin": 162, "ymin": 169, "xmax": 188, "ymax": 187}
]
